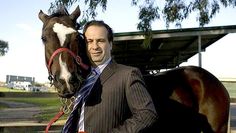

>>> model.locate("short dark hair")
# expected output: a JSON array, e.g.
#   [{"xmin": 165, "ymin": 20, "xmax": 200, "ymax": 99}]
[{"xmin": 83, "ymin": 20, "xmax": 113, "ymax": 42}]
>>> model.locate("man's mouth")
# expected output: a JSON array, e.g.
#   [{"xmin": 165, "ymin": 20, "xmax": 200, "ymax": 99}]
[{"xmin": 92, "ymin": 52, "xmax": 101, "ymax": 56}]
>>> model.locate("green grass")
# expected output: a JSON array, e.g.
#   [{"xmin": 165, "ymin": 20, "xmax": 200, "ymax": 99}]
[
  {"xmin": 0, "ymin": 104, "xmax": 8, "ymax": 109},
  {"xmin": 0, "ymin": 87, "xmax": 27, "ymax": 92},
  {"xmin": 3, "ymin": 97, "xmax": 60, "ymax": 107}
]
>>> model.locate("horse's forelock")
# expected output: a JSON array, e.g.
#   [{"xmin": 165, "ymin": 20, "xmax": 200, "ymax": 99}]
[
  {"xmin": 50, "ymin": 12, "xmax": 66, "ymax": 18},
  {"xmin": 50, "ymin": 6, "xmax": 69, "ymax": 18}
]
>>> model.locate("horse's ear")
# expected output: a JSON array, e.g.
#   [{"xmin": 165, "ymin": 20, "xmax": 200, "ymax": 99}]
[
  {"xmin": 70, "ymin": 5, "xmax": 81, "ymax": 21},
  {"xmin": 38, "ymin": 10, "xmax": 49, "ymax": 23}
]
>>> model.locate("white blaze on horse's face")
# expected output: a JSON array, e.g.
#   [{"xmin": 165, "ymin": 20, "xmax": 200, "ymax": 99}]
[
  {"xmin": 53, "ymin": 23, "xmax": 76, "ymax": 46},
  {"xmin": 53, "ymin": 23, "xmax": 76, "ymax": 90}
]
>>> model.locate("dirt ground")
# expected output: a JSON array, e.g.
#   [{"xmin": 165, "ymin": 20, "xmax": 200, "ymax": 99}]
[{"xmin": 0, "ymin": 100, "xmax": 42, "ymax": 126}]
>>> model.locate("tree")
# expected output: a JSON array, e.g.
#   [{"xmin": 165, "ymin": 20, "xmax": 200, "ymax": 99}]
[
  {"xmin": 49, "ymin": 0, "xmax": 236, "ymax": 47},
  {"xmin": 0, "ymin": 39, "xmax": 8, "ymax": 56},
  {"xmin": 49, "ymin": 0, "xmax": 236, "ymax": 29}
]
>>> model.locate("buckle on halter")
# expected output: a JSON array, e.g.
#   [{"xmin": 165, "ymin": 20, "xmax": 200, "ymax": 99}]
[{"xmin": 48, "ymin": 75, "xmax": 54, "ymax": 86}]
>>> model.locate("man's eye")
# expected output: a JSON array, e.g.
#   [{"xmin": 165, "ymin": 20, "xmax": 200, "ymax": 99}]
[
  {"xmin": 87, "ymin": 41, "xmax": 92, "ymax": 44},
  {"xmin": 98, "ymin": 39, "xmax": 105, "ymax": 43}
]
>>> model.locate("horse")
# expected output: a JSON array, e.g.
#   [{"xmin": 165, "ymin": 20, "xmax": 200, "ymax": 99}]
[
  {"xmin": 144, "ymin": 66, "xmax": 230, "ymax": 133},
  {"xmin": 38, "ymin": 6, "xmax": 91, "ymax": 98},
  {"xmin": 38, "ymin": 5, "xmax": 230, "ymax": 133}
]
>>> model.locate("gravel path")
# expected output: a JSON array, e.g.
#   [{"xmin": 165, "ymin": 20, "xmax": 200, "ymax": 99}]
[{"xmin": 0, "ymin": 100, "xmax": 42, "ymax": 125}]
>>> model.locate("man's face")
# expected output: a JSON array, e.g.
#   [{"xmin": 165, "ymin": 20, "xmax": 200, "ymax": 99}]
[{"xmin": 85, "ymin": 25, "xmax": 112, "ymax": 66}]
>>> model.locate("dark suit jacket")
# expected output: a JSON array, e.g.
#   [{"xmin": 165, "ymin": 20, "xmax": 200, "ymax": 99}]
[{"xmin": 82, "ymin": 61, "xmax": 157, "ymax": 133}]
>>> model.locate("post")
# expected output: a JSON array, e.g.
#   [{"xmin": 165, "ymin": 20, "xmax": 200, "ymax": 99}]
[{"xmin": 198, "ymin": 35, "xmax": 202, "ymax": 67}]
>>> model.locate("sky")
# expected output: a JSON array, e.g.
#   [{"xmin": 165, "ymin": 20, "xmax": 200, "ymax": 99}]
[{"xmin": 0, "ymin": 0, "xmax": 236, "ymax": 83}]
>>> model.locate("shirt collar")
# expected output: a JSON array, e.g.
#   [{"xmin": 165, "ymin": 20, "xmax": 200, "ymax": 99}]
[{"xmin": 93, "ymin": 58, "xmax": 111, "ymax": 75}]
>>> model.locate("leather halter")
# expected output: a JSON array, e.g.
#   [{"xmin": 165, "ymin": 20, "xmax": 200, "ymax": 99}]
[
  {"xmin": 47, "ymin": 47, "xmax": 89, "ymax": 81},
  {"xmin": 44, "ymin": 26, "xmax": 90, "ymax": 132},
  {"xmin": 45, "ymin": 48, "xmax": 89, "ymax": 133}
]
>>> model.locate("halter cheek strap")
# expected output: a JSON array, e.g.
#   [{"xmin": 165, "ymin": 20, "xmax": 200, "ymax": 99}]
[{"xmin": 47, "ymin": 47, "xmax": 89, "ymax": 74}]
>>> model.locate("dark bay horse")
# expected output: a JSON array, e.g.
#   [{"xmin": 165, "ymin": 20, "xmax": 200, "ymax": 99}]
[{"xmin": 38, "ymin": 5, "xmax": 230, "ymax": 133}]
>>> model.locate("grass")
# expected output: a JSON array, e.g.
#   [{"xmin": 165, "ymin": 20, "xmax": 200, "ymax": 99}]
[
  {"xmin": 0, "ymin": 104, "xmax": 8, "ymax": 109},
  {"xmin": 0, "ymin": 87, "xmax": 27, "ymax": 92}
]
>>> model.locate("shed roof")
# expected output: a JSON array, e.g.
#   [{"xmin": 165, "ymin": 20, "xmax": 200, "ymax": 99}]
[{"xmin": 112, "ymin": 25, "xmax": 236, "ymax": 72}]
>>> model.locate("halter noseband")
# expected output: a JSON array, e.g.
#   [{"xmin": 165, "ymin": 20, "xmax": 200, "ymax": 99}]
[{"xmin": 47, "ymin": 47, "xmax": 89, "ymax": 82}]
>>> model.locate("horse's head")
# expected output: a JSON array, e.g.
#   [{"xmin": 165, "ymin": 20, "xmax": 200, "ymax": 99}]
[{"xmin": 38, "ymin": 6, "xmax": 90, "ymax": 98}]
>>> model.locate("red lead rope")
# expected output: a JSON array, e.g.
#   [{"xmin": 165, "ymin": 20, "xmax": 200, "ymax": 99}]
[
  {"xmin": 45, "ymin": 109, "xmax": 64, "ymax": 133},
  {"xmin": 45, "ymin": 109, "xmax": 87, "ymax": 133}
]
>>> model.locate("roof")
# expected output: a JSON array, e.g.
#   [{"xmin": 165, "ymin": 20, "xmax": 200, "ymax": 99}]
[{"xmin": 112, "ymin": 25, "xmax": 236, "ymax": 72}]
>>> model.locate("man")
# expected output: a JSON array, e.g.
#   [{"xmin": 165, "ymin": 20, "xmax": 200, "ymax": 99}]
[{"xmin": 64, "ymin": 20, "xmax": 158, "ymax": 133}]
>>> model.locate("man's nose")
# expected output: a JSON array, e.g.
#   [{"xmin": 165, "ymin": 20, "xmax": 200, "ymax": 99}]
[{"xmin": 91, "ymin": 41, "xmax": 99, "ymax": 49}]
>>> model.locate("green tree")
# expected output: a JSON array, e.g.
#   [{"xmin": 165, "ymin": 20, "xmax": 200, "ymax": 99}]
[
  {"xmin": 49, "ymin": 0, "xmax": 236, "ymax": 47},
  {"xmin": 49, "ymin": 0, "xmax": 236, "ymax": 29},
  {"xmin": 0, "ymin": 40, "xmax": 8, "ymax": 56}
]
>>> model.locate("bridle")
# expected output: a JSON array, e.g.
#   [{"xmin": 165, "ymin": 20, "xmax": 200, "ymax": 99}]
[
  {"xmin": 45, "ymin": 37, "xmax": 90, "ymax": 133},
  {"xmin": 47, "ymin": 47, "xmax": 89, "ymax": 84}
]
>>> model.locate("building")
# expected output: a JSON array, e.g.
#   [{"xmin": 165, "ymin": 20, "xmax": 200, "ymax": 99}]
[
  {"xmin": 5, "ymin": 75, "xmax": 35, "ymax": 90},
  {"xmin": 6, "ymin": 75, "xmax": 35, "ymax": 84}
]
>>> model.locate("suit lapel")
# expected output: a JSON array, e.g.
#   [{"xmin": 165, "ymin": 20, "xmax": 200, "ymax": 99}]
[
  {"xmin": 85, "ymin": 60, "xmax": 117, "ymax": 104},
  {"xmin": 99, "ymin": 60, "xmax": 117, "ymax": 84},
  {"xmin": 84, "ymin": 61, "xmax": 117, "ymax": 107}
]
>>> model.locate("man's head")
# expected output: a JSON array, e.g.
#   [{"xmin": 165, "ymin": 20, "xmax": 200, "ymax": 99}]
[{"xmin": 83, "ymin": 20, "xmax": 113, "ymax": 67}]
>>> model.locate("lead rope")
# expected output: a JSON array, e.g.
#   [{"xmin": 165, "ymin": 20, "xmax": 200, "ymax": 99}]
[{"xmin": 45, "ymin": 97, "xmax": 75, "ymax": 133}]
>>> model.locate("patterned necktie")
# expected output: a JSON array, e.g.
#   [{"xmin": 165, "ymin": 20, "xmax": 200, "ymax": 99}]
[{"xmin": 62, "ymin": 70, "xmax": 99, "ymax": 133}]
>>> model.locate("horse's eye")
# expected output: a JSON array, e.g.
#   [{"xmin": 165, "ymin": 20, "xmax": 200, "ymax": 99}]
[{"xmin": 41, "ymin": 36, "xmax": 47, "ymax": 43}]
